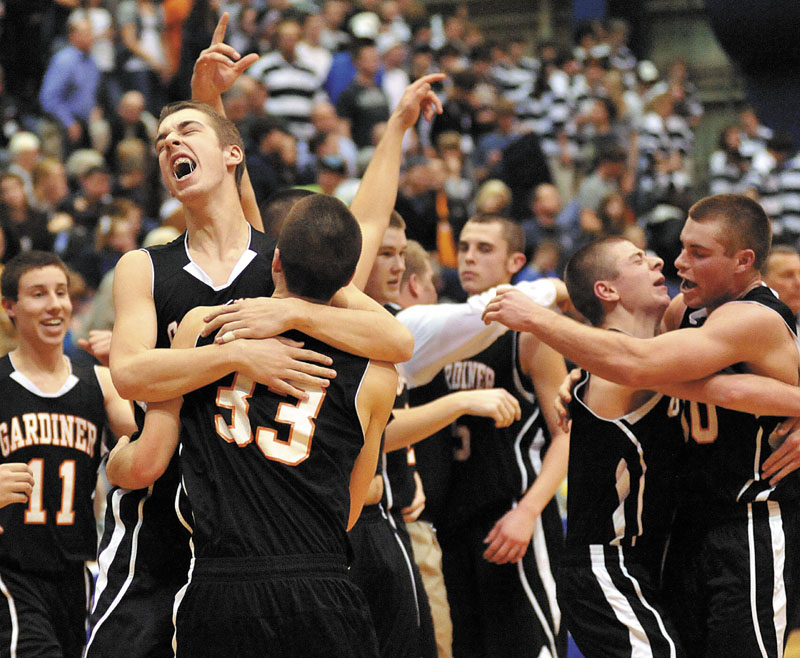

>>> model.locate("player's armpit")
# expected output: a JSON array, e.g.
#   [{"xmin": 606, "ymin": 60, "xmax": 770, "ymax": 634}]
[{"xmin": 348, "ymin": 360, "xmax": 397, "ymax": 529}]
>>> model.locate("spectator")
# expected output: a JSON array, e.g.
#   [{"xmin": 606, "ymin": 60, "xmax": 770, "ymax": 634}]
[
  {"xmin": 70, "ymin": 0, "xmax": 120, "ymax": 114},
  {"xmin": 521, "ymin": 183, "xmax": 575, "ymax": 269},
  {"xmin": 0, "ymin": 173, "xmax": 52, "ymax": 253},
  {"xmin": 336, "ymin": 39, "xmax": 391, "ymax": 151},
  {"xmin": 708, "ymin": 125, "xmax": 748, "ymax": 195},
  {"xmin": 116, "ymin": 0, "xmax": 169, "ymax": 116},
  {"xmin": 246, "ymin": 116, "xmax": 302, "ymax": 207},
  {"xmin": 297, "ymin": 11, "xmax": 333, "ymax": 82},
  {"xmin": 38, "ymin": 15, "xmax": 101, "ymax": 154},
  {"xmin": 248, "ymin": 18, "xmax": 327, "ymax": 142},
  {"xmin": 5, "ymin": 132, "xmax": 41, "ymax": 204},
  {"xmin": 764, "ymin": 245, "xmax": 800, "ymax": 329}
]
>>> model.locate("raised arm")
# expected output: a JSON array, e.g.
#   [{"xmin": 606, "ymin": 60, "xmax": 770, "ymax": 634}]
[
  {"xmin": 483, "ymin": 288, "xmax": 794, "ymax": 388},
  {"xmin": 191, "ymin": 13, "xmax": 263, "ymax": 231},
  {"xmin": 349, "ymin": 73, "xmax": 444, "ymax": 289},
  {"xmin": 349, "ymin": 360, "xmax": 398, "ymax": 529}
]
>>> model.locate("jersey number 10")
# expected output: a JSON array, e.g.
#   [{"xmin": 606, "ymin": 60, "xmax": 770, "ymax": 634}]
[{"xmin": 214, "ymin": 373, "xmax": 326, "ymax": 466}]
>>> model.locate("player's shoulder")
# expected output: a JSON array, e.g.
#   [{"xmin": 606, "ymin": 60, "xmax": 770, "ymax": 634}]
[
  {"xmin": 363, "ymin": 360, "xmax": 398, "ymax": 397},
  {"xmin": 661, "ymin": 294, "xmax": 688, "ymax": 332}
]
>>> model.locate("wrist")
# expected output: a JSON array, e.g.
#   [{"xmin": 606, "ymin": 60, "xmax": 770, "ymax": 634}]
[{"xmin": 516, "ymin": 496, "xmax": 542, "ymax": 521}]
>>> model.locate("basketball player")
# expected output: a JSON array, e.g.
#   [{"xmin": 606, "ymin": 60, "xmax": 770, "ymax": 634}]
[
  {"xmin": 483, "ymin": 194, "xmax": 800, "ymax": 657},
  {"xmin": 0, "ymin": 251, "xmax": 136, "ymax": 657},
  {"xmin": 86, "ymin": 23, "xmax": 443, "ymax": 658},
  {"xmin": 415, "ymin": 214, "xmax": 569, "ymax": 658},
  {"xmin": 105, "ymin": 195, "xmax": 397, "ymax": 657}
]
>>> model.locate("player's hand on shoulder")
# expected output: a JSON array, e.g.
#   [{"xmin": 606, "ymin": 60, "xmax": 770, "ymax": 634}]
[
  {"xmin": 555, "ymin": 368, "xmax": 582, "ymax": 433},
  {"xmin": 0, "ymin": 463, "xmax": 35, "ymax": 508},
  {"xmin": 461, "ymin": 389, "xmax": 521, "ymax": 427},
  {"xmin": 202, "ymin": 297, "xmax": 295, "ymax": 343},
  {"xmin": 483, "ymin": 505, "xmax": 536, "ymax": 565},
  {"xmin": 233, "ymin": 336, "xmax": 337, "ymax": 401}
]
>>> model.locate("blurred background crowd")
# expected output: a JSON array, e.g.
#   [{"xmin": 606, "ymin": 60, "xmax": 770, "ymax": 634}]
[{"xmin": 0, "ymin": 0, "xmax": 796, "ymax": 359}]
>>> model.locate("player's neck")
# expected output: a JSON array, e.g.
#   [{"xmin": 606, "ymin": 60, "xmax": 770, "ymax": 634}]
[
  {"xmin": 602, "ymin": 308, "xmax": 661, "ymax": 339},
  {"xmin": 10, "ymin": 344, "xmax": 70, "ymax": 389}
]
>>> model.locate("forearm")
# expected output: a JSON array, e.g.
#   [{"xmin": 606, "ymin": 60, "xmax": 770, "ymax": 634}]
[
  {"xmin": 384, "ymin": 393, "xmax": 469, "ymax": 452},
  {"xmin": 399, "ymin": 280, "xmax": 559, "ymax": 389},
  {"xmin": 659, "ymin": 374, "xmax": 800, "ymax": 417},
  {"xmin": 111, "ymin": 343, "xmax": 237, "ymax": 402},
  {"xmin": 292, "ymin": 298, "xmax": 413, "ymax": 363},
  {"xmin": 516, "ymin": 433, "xmax": 569, "ymax": 520},
  {"xmin": 349, "ymin": 114, "xmax": 405, "ymax": 289},
  {"xmin": 106, "ymin": 401, "xmax": 181, "ymax": 489}
]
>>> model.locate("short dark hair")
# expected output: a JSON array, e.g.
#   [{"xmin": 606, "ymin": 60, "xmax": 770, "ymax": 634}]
[
  {"xmin": 688, "ymin": 194, "xmax": 771, "ymax": 271},
  {"xmin": 277, "ymin": 195, "xmax": 362, "ymax": 302},
  {"xmin": 463, "ymin": 214, "xmax": 525, "ymax": 256},
  {"xmin": 2, "ymin": 250, "xmax": 69, "ymax": 302},
  {"xmin": 158, "ymin": 100, "xmax": 245, "ymax": 193},
  {"xmin": 260, "ymin": 188, "xmax": 315, "ymax": 239},
  {"xmin": 564, "ymin": 237, "xmax": 627, "ymax": 326}
]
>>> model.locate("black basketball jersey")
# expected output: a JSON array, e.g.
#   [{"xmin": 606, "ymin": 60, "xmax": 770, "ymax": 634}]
[
  {"xmin": 381, "ymin": 304, "xmax": 416, "ymax": 513},
  {"xmin": 408, "ymin": 371, "xmax": 453, "ymax": 528},
  {"xmin": 678, "ymin": 284, "xmax": 800, "ymax": 504},
  {"xmin": 106, "ymin": 227, "xmax": 277, "ymax": 571},
  {"xmin": 442, "ymin": 331, "xmax": 551, "ymax": 528},
  {"xmin": 0, "ymin": 355, "xmax": 107, "ymax": 572},
  {"xmin": 566, "ymin": 371, "xmax": 684, "ymax": 551},
  {"xmin": 179, "ymin": 329, "xmax": 371, "ymax": 558}
]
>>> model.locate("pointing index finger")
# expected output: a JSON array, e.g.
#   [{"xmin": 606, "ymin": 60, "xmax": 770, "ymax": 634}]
[{"xmin": 211, "ymin": 12, "xmax": 229, "ymax": 45}]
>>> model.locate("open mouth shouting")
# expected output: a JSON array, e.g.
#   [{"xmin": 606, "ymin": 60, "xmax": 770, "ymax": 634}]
[
  {"xmin": 680, "ymin": 278, "xmax": 697, "ymax": 293},
  {"xmin": 172, "ymin": 156, "xmax": 197, "ymax": 180}
]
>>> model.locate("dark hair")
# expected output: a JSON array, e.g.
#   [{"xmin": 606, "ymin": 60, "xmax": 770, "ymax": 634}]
[
  {"xmin": 462, "ymin": 214, "xmax": 525, "ymax": 256},
  {"xmin": 277, "ymin": 195, "xmax": 362, "ymax": 301},
  {"xmin": 1, "ymin": 250, "xmax": 69, "ymax": 302},
  {"xmin": 158, "ymin": 100, "xmax": 245, "ymax": 192},
  {"xmin": 688, "ymin": 194, "xmax": 771, "ymax": 271},
  {"xmin": 260, "ymin": 188, "xmax": 315, "ymax": 239},
  {"xmin": 564, "ymin": 237, "xmax": 627, "ymax": 326}
]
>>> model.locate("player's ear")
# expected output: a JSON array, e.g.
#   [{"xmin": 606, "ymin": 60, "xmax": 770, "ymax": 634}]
[
  {"xmin": 225, "ymin": 143, "xmax": 244, "ymax": 168},
  {"xmin": 734, "ymin": 248, "xmax": 755, "ymax": 272},
  {"xmin": 507, "ymin": 251, "xmax": 526, "ymax": 276},
  {"xmin": 1, "ymin": 297, "xmax": 14, "ymax": 321},
  {"xmin": 272, "ymin": 248, "xmax": 282, "ymax": 274},
  {"xmin": 594, "ymin": 279, "xmax": 618, "ymax": 302}
]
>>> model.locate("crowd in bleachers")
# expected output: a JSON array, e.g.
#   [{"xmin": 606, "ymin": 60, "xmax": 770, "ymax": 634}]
[{"xmin": 0, "ymin": 0, "xmax": 791, "ymax": 353}]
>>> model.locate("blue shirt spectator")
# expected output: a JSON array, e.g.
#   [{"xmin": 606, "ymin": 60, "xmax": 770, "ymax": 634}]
[{"xmin": 39, "ymin": 15, "xmax": 100, "ymax": 147}]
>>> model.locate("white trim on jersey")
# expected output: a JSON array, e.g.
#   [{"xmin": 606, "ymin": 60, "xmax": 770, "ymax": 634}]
[
  {"xmin": 747, "ymin": 502, "xmax": 788, "ymax": 658},
  {"xmin": 517, "ymin": 521, "xmax": 559, "ymax": 658},
  {"xmin": 181, "ymin": 228, "xmax": 258, "ymax": 292},
  {"xmin": 589, "ymin": 545, "xmax": 678, "ymax": 658},
  {"xmin": 513, "ymin": 409, "xmax": 539, "ymax": 494},
  {"xmin": 768, "ymin": 502, "xmax": 788, "ymax": 653},
  {"xmin": 612, "ymin": 458, "xmax": 631, "ymax": 545},
  {"xmin": 382, "ymin": 505, "xmax": 420, "ymax": 625},
  {"xmin": 0, "ymin": 573, "xmax": 18, "ymax": 658},
  {"xmin": 171, "ymin": 551, "xmax": 195, "ymax": 656},
  {"xmin": 85, "ymin": 488, "xmax": 151, "ymax": 653},
  {"xmin": 615, "ymin": 421, "xmax": 647, "ymax": 543},
  {"xmin": 8, "ymin": 353, "xmax": 79, "ymax": 398}
]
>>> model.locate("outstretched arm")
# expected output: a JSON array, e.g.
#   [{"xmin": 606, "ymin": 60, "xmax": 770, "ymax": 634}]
[
  {"xmin": 398, "ymin": 279, "xmax": 563, "ymax": 389},
  {"xmin": 191, "ymin": 13, "xmax": 263, "ymax": 231},
  {"xmin": 349, "ymin": 73, "xmax": 444, "ymax": 289},
  {"xmin": 483, "ymin": 288, "xmax": 793, "ymax": 388},
  {"xmin": 384, "ymin": 389, "xmax": 521, "ymax": 452}
]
